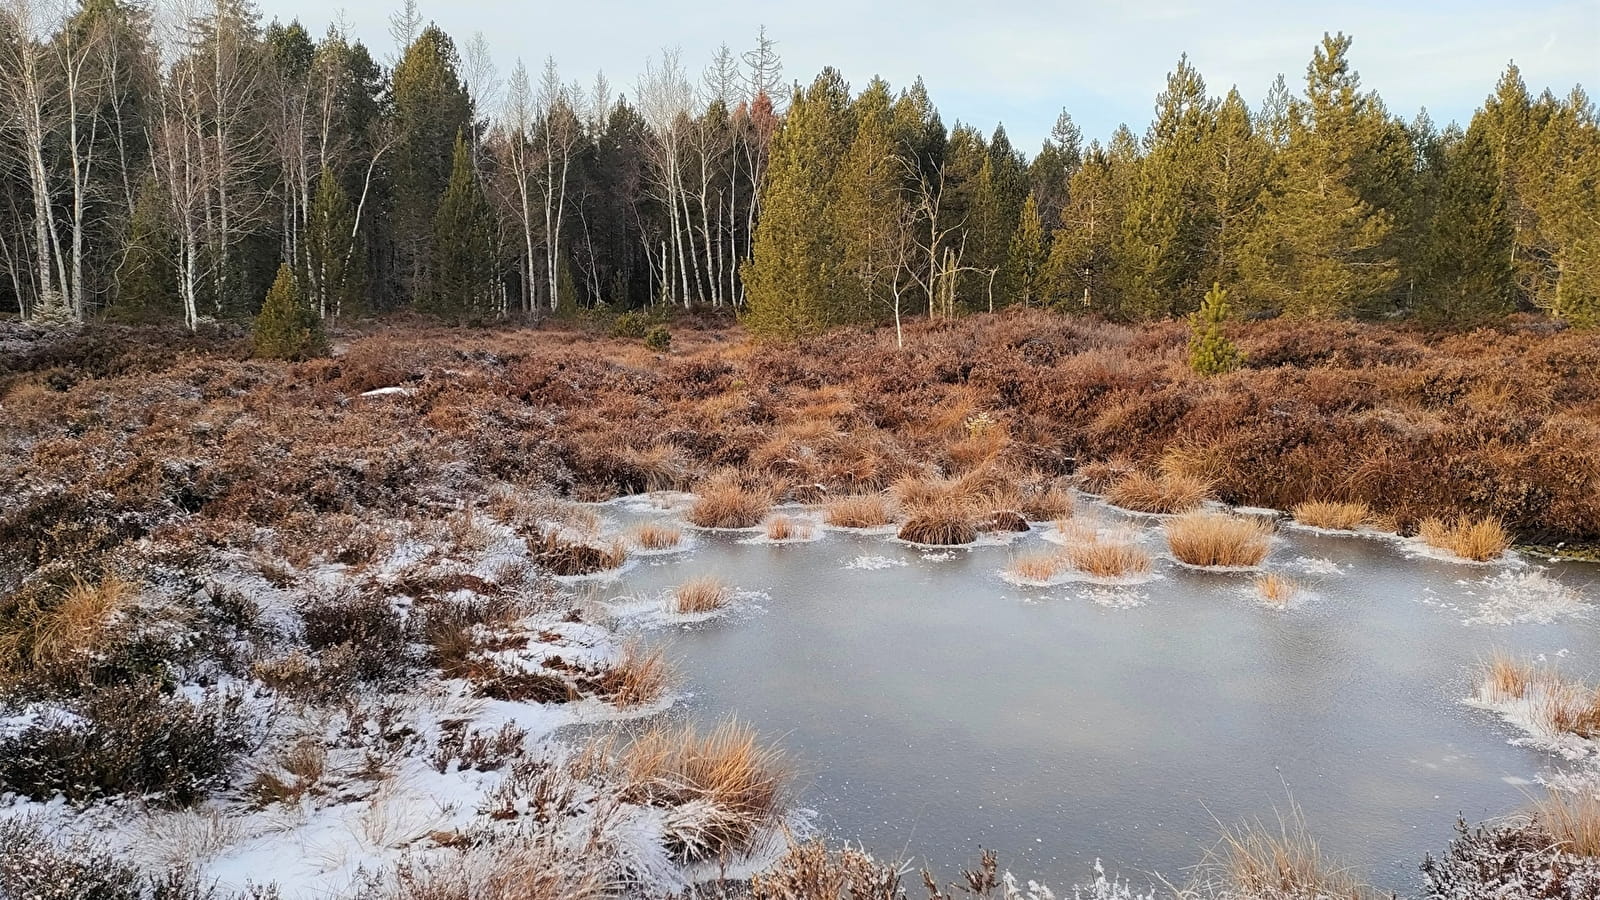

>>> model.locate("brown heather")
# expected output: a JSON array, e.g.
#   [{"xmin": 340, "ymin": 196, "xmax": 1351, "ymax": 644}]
[{"xmin": 4, "ymin": 311, "xmax": 1599, "ymax": 592}]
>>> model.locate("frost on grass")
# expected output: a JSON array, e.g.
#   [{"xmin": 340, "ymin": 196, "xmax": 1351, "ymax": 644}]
[{"xmin": 1463, "ymin": 569, "xmax": 1590, "ymax": 626}]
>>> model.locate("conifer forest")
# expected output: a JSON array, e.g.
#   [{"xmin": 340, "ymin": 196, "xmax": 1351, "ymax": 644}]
[{"xmin": 3, "ymin": 2, "xmax": 1600, "ymax": 898}]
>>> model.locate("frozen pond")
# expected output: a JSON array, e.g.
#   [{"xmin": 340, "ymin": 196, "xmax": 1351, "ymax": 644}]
[{"xmin": 585, "ymin": 497, "xmax": 1600, "ymax": 893}]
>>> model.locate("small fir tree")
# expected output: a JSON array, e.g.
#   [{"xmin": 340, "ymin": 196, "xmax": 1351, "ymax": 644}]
[
  {"xmin": 1188, "ymin": 282, "xmax": 1243, "ymax": 375},
  {"xmin": 253, "ymin": 262, "xmax": 327, "ymax": 360}
]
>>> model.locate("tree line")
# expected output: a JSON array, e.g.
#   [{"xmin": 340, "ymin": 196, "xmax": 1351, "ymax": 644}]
[{"xmin": 1, "ymin": 2, "xmax": 1594, "ymax": 336}]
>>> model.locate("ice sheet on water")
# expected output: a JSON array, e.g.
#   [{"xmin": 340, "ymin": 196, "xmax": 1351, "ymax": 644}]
[
  {"xmin": 844, "ymin": 555, "xmax": 908, "ymax": 570},
  {"xmin": 1462, "ymin": 569, "xmax": 1591, "ymax": 626}
]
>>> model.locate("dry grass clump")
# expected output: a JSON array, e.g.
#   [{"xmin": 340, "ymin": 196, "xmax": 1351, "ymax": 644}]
[
  {"xmin": 897, "ymin": 497, "xmax": 977, "ymax": 546},
  {"xmin": 823, "ymin": 494, "xmax": 894, "ymax": 528},
  {"xmin": 1530, "ymin": 788, "xmax": 1600, "ymax": 856},
  {"xmin": 1196, "ymin": 809, "xmax": 1375, "ymax": 900},
  {"xmin": 1018, "ymin": 480, "xmax": 1074, "ymax": 522},
  {"xmin": 1006, "ymin": 550, "xmax": 1068, "ymax": 583},
  {"xmin": 1105, "ymin": 470, "xmax": 1210, "ymax": 514},
  {"xmin": 1254, "ymin": 573, "xmax": 1299, "ymax": 609},
  {"xmin": 1483, "ymin": 651, "xmax": 1537, "ymax": 703},
  {"xmin": 622, "ymin": 720, "xmax": 788, "ymax": 860},
  {"xmin": 1291, "ymin": 500, "xmax": 1372, "ymax": 531},
  {"xmin": 0, "ymin": 574, "xmax": 132, "ymax": 688},
  {"xmin": 1541, "ymin": 682, "xmax": 1600, "ymax": 739},
  {"xmin": 672, "ymin": 576, "xmax": 731, "ymax": 615},
  {"xmin": 598, "ymin": 640, "xmax": 670, "ymax": 707},
  {"xmin": 1418, "ymin": 516, "xmax": 1512, "ymax": 562},
  {"xmin": 1477, "ymin": 654, "xmax": 1600, "ymax": 739},
  {"xmin": 628, "ymin": 521, "xmax": 682, "ymax": 550},
  {"xmin": 1073, "ymin": 458, "xmax": 1135, "ymax": 493},
  {"xmin": 1063, "ymin": 531, "xmax": 1153, "ymax": 579},
  {"xmin": 687, "ymin": 471, "xmax": 771, "ymax": 529},
  {"xmin": 530, "ymin": 530, "xmax": 627, "ymax": 576},
  {"xmin": 765, "ymin": 515, "xmax": 814, "ymax": 541},
  {"xmin": 1166, "ymin": 512, "xmax": 1273, "ymax": 568}
]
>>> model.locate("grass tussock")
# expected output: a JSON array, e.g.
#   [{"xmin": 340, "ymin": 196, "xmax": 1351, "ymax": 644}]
[
  {"xmin": 765, "ymin": 515, "xmax": 814, "ymax": 541},
  {"xmin": 1018, "ymin": 479, "xmax": 1074, "ymax": 522},
  {"xmin": 1166, "ymin": 512, "xmax": 1273, "ymax": 568},
  {"xmin": 0, "ymin": 575, "xmax": 133, "ymax": 690},
  {"xmin": 1530, "ymin": 789, "xmax": 1600, "ymax": 857},
  {"xmin": 628, "ymin": 521, "xmax": 682, "ymax": 550},
  {"xmin": 1105, "ymin": 470, "xmax": 1210, "ymax": 515},
  {"xmin": 823, "ymin": 494, "xmax": 894, "ymax": 528},
  {"xmin": 1477, "ymin": 654, "xmax": 1600, "ymax": 739},
  {"xmin": 1418, "ymin": 516, "xmax": 1512, "ymax": 562},
  {"xmin": 897, "ymin": 497, "xmax": 977, "ymax": 546},
  {"xmin": 1291, "ymin": 500, "xmax": 1372, "ymax": 531},
  {"xmin": 622, "ymin": 720, "xmax": 788, "ymax": 860},
  {"xmin": 1060, "ymin": 526, "xmax": 1153, "ymax": 579},
  {"xmin": 1254, "ymin": 573, "xmax": 1300, "ymax": 609},
  {"xmin": 671, "ymin": 576, "xmax": 731, "ymax": 615},
  {"xmin": 1193, "ymin": 808, "xmax": 1375, "ymax": 900},
  {"xmin": 1006, "ymin": 550, "xmax": 1068, "ymax": 583},
  {"xmin": 687, "ymin": 471, "xmax": 771, "ymax": 529},
  {"xmin": 598, "ymin": 640, "xmax": 670, "ymax": 707}
]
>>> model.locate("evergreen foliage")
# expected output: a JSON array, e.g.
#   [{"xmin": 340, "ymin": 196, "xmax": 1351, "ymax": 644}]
[
  {"xmin": 1188, "ymin": 282, "xmax": 1244, "ymax": 375},
  {"xmin": 428, "ymin": 133, "xmax": 498, "ymax": 320},
  {"xmin": 253, "ymin": 263, "xmax": 327, "ymax": 360}
]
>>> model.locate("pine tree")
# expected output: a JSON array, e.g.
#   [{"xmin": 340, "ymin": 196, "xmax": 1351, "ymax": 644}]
[
  {"xmin": 1118, "ymin": 55, "xmax": 1218, "ymax": 319},
  {"xmin": 1239, "ymin": 34, "xmax": 1399, "ymax": 317},
  {"xmin": 835, "ymin": 77, "xmax": 904, "ymax": 325},
  {"xmin": 1202, "ymin": 89, "xmax": 1270, "ymax": 295},
  {"xmin": 253, "ymin": 262, "xmax": 327, "ymax": 360},
  {"xmin": 1005, "ymin": 193, "xmax": 1047, "ymax": 306},
  {"xmin": 1415, "ymin": 125, "xmax": 1514, "ymax": 325},
  {"xmin": 743, "ymin": 69, "xmax": 853, "ymax": 338},
  {"xmin": 1188, "ymin": 282, "xmax": 1243, "ymax": 375},
  {"xmin": 428, "ymin": 132, "xmax": 497, "ymax": 319},
  {"xmin": 1045, "ymin": 130, "xmax": 1137, "ymax": 316}
]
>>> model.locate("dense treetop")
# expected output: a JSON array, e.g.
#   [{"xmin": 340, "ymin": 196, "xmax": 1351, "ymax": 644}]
[{"xmin": 0, "ymin": 3, "xmax": 1594, "ymax": 335}]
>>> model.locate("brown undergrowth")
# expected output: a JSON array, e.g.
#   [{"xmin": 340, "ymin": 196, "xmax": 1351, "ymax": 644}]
[{"xmin": 6, "ymin": 310, "xmax": 1600, "ymax": 589}]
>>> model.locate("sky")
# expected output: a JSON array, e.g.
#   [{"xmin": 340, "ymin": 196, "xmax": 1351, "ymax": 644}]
[{"xmin": 275, "ymin": 0, "xmax": 1598, "ymax": 151}]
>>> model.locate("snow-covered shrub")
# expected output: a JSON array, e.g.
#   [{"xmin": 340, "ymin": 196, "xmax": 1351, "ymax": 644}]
[
  {"xmin": 1420, "ymin": 817, "xmax": 1600, "ymax": 899},
  {"xmin": 297, "ymin": 586, "xmax": 413, "ymax": 683},
  {"xmin": 0, "ymin": 681, "xmax": 249, "ymax": 807},
  {"xmin": 0, "ymin": 818, "xmax": 277, "ymax": 900}
]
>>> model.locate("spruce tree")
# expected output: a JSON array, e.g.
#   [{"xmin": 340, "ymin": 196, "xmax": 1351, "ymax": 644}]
[
  {"xmin": 110, "ymin": 181, "xmax": 179, "ymax": 324},
  {"xmin": 428, "ymin": 132, "xmax": 497, "ymax": 319},
  {"xmin": 743, "ymin": 70, "xmax": 853, "ymax": 338},
  {"xmin": 1415, "ymin": 125, "xmax": 1514, "ymax": 325},
  {"xmin": 1188, "ymin": 282, "xmax": 1243, "ymax": 375},
  {"xmin": 390, "ymin": 26, "xmax": 474, "ymax": 303},
  {"xmin": 304, "ymin": 166, "xmax": 361, "ymax": 319},
  {"xmin": 253, "ymin": 262, "xmax": 327, "ymax": 360}
]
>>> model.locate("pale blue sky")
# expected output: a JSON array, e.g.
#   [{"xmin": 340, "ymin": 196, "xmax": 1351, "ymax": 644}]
[{"xmin": 276, "ymin": 0, "xmax": 1598, "ymax": 151}]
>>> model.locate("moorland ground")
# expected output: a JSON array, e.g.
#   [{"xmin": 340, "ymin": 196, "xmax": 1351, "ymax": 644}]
[{"xmin": 2, "ymin": 309, "xmax": 1600, "ymax": 898}]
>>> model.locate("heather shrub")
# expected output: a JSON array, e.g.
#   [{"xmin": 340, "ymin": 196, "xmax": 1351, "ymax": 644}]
[
  {"xmin": 296, "ymin": 587, "xmax": 412, "ymax": 683},
  {"xmin": 0, "ymin": 681, "xmax": 250, "ymax": 807}
]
